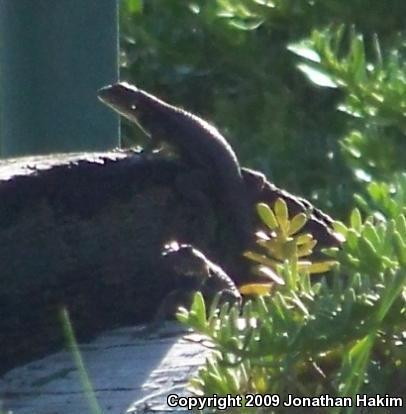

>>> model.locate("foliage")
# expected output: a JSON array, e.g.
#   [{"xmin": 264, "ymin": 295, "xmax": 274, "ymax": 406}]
[
  {"xmin": 289, "ymin": 26, "xmax": 406, "ymax": 182},
  {"xmin": 245, "ymin": 200, "xmax": 337, "ymax": 286},
  {"xmin": 177, "ymin": 203, "xmax": 406, "ymax": 413},
  {"xmin": 354, "ymin": 174, "xmax": 406, "ymax": 220},
  {"xmin": 120, "ymin": 0, "xmax": 405, "ymax": 217}
]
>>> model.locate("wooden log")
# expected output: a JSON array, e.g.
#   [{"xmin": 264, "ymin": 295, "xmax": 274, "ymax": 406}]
[
  {"xmin": 0, "ymin": 151, "xmax": 234, "ymax": 373},
  {"xmin": 0, "ymin": 151, "xmax": 340, "ymax": 374}
]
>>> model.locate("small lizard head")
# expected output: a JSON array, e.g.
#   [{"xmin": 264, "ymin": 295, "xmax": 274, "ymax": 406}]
[
  {"xmin": 98, "ymin": 82, "xmax": 172, "ymax": 140},
  {"xmin": 162, "ymin": 241, "xmax": 209, "ymax": 279},
  {"xmin": 98, "ymin": 82, "xmax": 144, "ymax": 124}
]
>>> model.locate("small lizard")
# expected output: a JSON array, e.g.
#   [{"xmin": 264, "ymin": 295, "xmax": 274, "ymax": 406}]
[
  {"xmin": 136, "ymin": 241, "xmax": 241, "ymax": 334},
  {"xmin": 162, "ymin": 241, "xmax": 241, "ymax": 305},
  {"xmin": 98, "ymin": 82, "xmax": 252, "ymax": 249}
]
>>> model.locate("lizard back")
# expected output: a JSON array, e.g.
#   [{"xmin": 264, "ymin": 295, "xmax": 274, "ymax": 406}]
[{"xmin": 98, "ymin": 83, "xmax": 252, "ymax": 247}]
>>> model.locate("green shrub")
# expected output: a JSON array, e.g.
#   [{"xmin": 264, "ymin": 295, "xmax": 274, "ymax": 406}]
[
  {"xmin": 177, "ymin": 201, "xmax": 406, "ymax": 413},
  {"xmin": 120, "ymin": 0, "xmax": 405, "ymax": 217}
]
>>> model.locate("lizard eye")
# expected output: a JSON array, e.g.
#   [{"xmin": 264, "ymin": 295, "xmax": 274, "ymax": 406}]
[
  {"xmin": 130, "ymin": 104, "xmax": 137, "ymax": 110},
  {"xmin": 162, "ymin": 240, "xmax": 181, "ymax": 256}
]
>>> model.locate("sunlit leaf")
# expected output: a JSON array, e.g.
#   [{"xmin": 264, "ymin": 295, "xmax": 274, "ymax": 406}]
[
  {"xmin": 228, "ymin": 17, "xmax": 264, "ymax": 31},
  {"xmin": 239, "ymin": 283, "xmax": 273, "ymax": 296},
  {"xmin": 297, "ymin": 63, "xmax": 338, "ymax": 88},
  {"xmin": 288, "ymin": 42, "xmax": 321, "ymax": 63},
  {"xmin": 257, "ymin": 203, "xmax": 278, "ymax": 230}
]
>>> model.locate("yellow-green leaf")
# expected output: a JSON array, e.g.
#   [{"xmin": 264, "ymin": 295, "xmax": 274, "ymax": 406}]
[
  {"xmin": 257, "ymin": 265, "xmax": 285, "ymax": 285},
  {"xmin": 257, "ymin": 239, "xmax": 287, "ymax": 261},
  {"xmin": 296, "ymin": 233, "xmax": 314, "ymax": 245},
  {"xmin": 297, "ymin": 260, "xmax": 312, "ymax": 271},
  {"xmin": 257, "ymin": 203, "xmax": 278, "ymax": 230},
  {"xmin": 297, "ymin": 239, "xmax": 318, "ymax": 257},
  {"xmin": 244, "ymin": 251, "xmax": 279, "ymax": 268},
  {"xmin": 239, "ymin": 283, "xmax": 273, "ymax": 296},
  {"xmin": 288, "ymin": 212, "xmax": 308, "ymax": 235},
  {"xmin": 274, "ymin": 198, "xmax": 289, "ymax": 235},
  {"xmin": 306, "ymin": 260, "xmax": 338, "ymax": 274}
]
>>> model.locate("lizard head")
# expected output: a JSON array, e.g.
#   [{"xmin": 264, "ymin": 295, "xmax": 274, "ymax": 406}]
[
  {"xmin": 98, "ymin": 82, "xmax": 145, "ymax": 123},
  {"xmin": 162, "ymin": 241, "xmax": 210, "ymax": 279},
  {"xmin": 98, "ymin": 82, "xmax": 172, "ymax": 138}
]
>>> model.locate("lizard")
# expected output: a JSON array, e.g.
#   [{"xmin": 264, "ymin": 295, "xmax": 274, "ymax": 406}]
[
  {"xmin": 135, "ymin": 241, "xmax": 241, "ymax": 334},
  {"xmin": 97, "ymin": 82, "xmax": 252, "ymax": 251},
  {"xmin": 162, "ymin": 241, "xmax": 242, "ymax": 305}
]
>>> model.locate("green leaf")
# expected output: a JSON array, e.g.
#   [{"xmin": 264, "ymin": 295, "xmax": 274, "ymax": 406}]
[
  {"xmin": 244, "ymin": 250, "xmax": 280, "ymax": 268},
  {"xmin": 257, "ymin": 203, "xmax": 278, "ymax": 230},
  {"xmin": 274, "ymin": 198, "xmax": 289, "ymax": 235},
  {"xmin": 362, "ymin": 223, "xmax": 381, "ymax": 252},
  {"xmin": 358, "ymin": 237, "xmax": 382, "ymax": 271},
  {"xmin": 288, "ymin": 42, "xmax": 321, "ymax": 63},
  {"xmin": 349, "ymin": 32, "xmax": 366, "ymax": 82},
  {"xmin": 354, "ymin": 194, "xmax": 370, "ymax": 213},
  {"xmin": 176, "ymin": 307, "xmax": 189, "ymax": 323},
  {"xmin": 333, "ymin": 220, "xmax": 348, "ymax": 238},
  {"xmin": 189, "ymin": 292, "xmax": 207, "ymax": 329},
  {"xmin": 396, "ymin": 215, "xmax": 406, "ymax": 237},
  {"xmin": 375, "ymin": 270, "xmax": 406, "ymax": 322},
  {"xmin": 350, "ymin": 208, "xmax": 363, "ymax": 232},
  {"xmin": 228, "ymin": 17, "xmax": 264, "ymax": 31},
  {"xmin": 346, "ymin": 228, "xmax": 360, "ymax": 250},
  {"xmin": 297, "ymin": 63, "xmax": 338, "ymax": 88},
  {"xmin": 288, "ymin": 213, "xmax": 308, "ymax": 235},
  {"xmin": 337, "ymin": 333, "xmax": 375, "ymax": 408}
]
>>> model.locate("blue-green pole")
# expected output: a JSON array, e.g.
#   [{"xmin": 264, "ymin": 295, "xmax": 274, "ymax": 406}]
[{"xmin": 0, "ymin": 0, "xmax": 119, "ymax": 157}]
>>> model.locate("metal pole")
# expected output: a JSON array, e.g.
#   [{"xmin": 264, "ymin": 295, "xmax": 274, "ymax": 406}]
[{"xmin": 0, "ymin": 0, "xmax": 119, "ymax": 157}]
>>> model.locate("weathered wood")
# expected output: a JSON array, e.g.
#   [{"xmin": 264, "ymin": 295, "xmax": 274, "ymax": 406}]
[{"xmin": 1, "ymin": 323, "xmax": 207, "ymax": 414}]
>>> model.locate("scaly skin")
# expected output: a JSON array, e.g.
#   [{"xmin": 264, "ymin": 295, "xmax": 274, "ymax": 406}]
[
  {"xmin": 98, "ymin": 82, "xmax": 252, "ymax": 248},
  {"xmin": 162, "ymin": 242, "xmax": 241, "ymax": 304}
]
